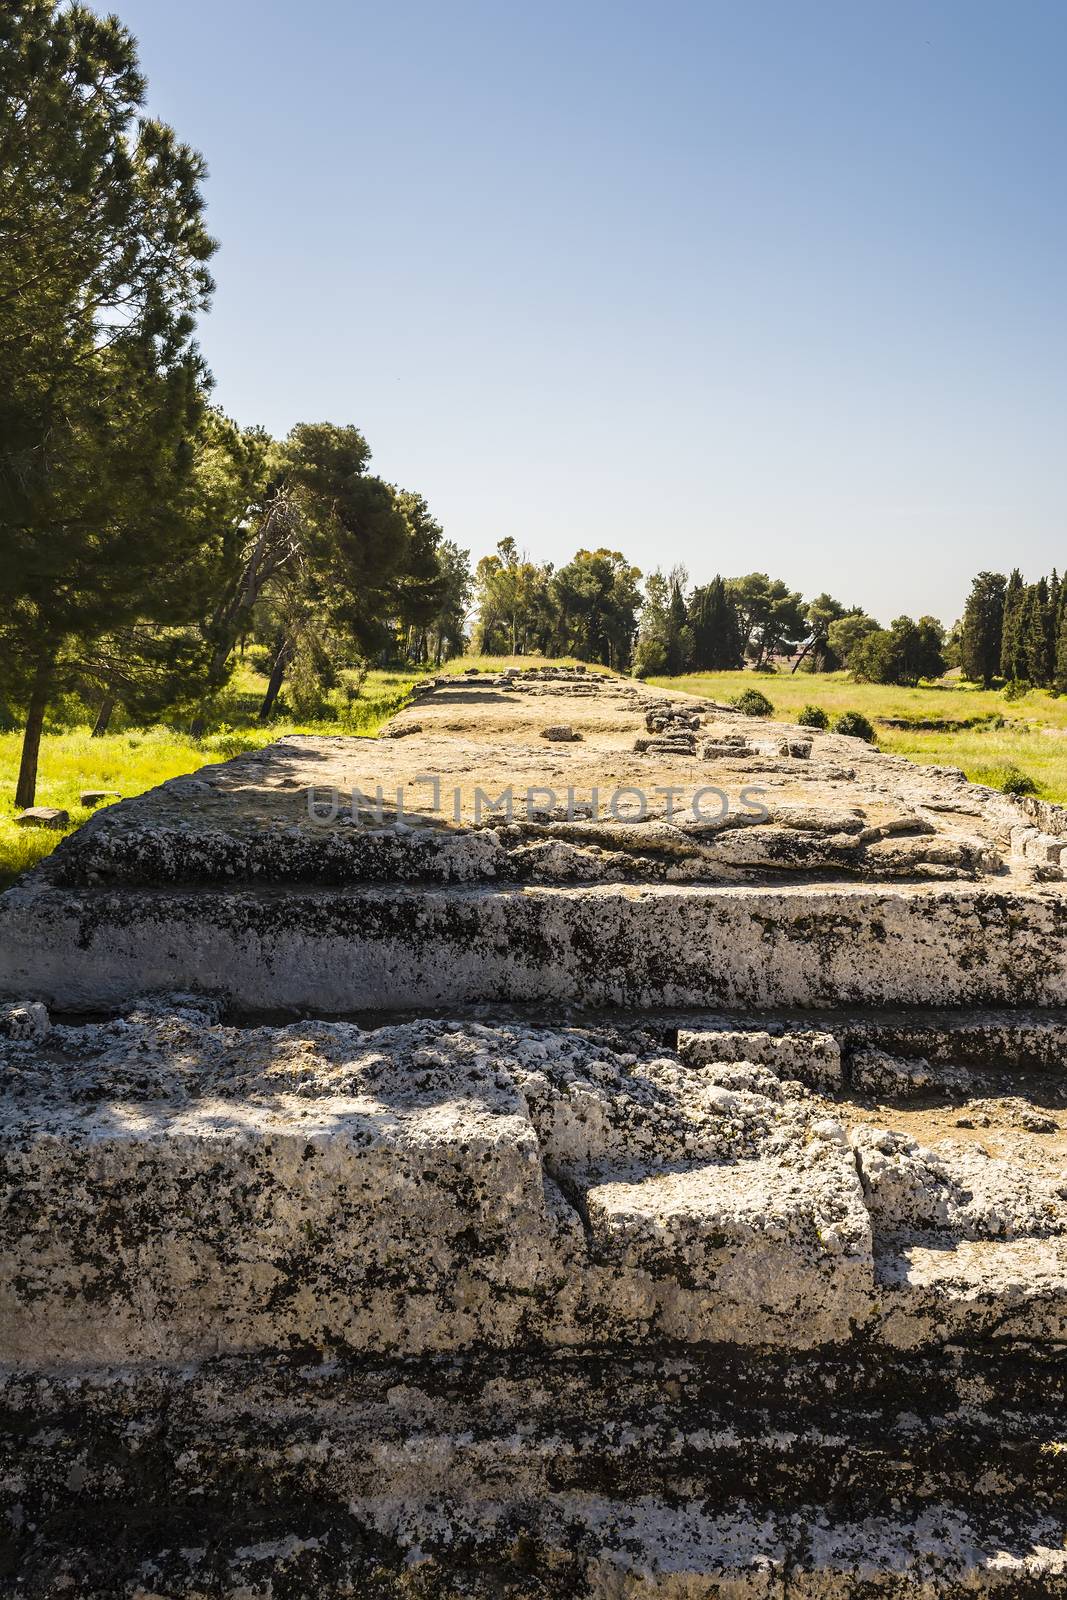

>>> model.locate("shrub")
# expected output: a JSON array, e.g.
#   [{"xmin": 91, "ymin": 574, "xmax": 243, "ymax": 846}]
[
  {"xmin": 752, "ymin": 661, "xmax": 778, "ymax": 675},
  {"xmin": 632, "ymin": 635, "xmax": 668, "ymax": 680},
  {"xmin": 732, "ymin": 688, "xmax": 774, "ymax": 718},
  {"xmin": 1003, "ymin": 678, "xmax": 1031, "ymax": 702},
  {"xmin": 998, "ymin": 764, "xmax": 1039, "ymax": 796},
  {"xmin": 797, "ymin": 704, "xmax": 829, "ymax": 730},
  {"xmin": 833, "ymin": 710, "xmax": 876, "ymax": 742}
]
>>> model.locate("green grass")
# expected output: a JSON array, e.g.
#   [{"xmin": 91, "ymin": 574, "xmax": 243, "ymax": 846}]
[{"xmin": 650, "ymin": 669, "xmax": 1067, "ymax": 802}]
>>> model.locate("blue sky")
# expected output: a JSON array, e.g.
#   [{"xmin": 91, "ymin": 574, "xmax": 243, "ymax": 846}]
[{"xmin": 117, "ymin": 0, "xmax": 1067, "ymax": 624}]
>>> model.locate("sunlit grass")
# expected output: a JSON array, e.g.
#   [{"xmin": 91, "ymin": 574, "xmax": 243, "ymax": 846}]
[
  {"xmin": 0, "ymin": 665, "xmax": 422, "ymax": 888},
  {"xmin": 652, "ymin": 669, "xmax": 1067, "ymax": 802}
]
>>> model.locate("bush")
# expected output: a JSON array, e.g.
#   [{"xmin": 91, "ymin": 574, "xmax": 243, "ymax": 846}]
[
  {"xmin": 833, "ymin": 710, "xmax": 876, "ymax": 742},
  {"xmin": 998, "ymin": 764, "xmax": 1039, "ymax": 796},
  {"xmin": 732, "ymin": 688, "xmax": 774, "ymax": 718},
  {"xmin": 797, "ymin": 704, "xmax": 829, "ymax": 730},
  {"xmin": 632, "ymin": 635, "xmax": 668, "ymax": 680},
  {"xmin": 1004, "ymin": 678, "xmax": 1031, "ymax": 702},
  {"xmin": 751, "ymin": 661, "xmax": 778, "ymax": 675}
]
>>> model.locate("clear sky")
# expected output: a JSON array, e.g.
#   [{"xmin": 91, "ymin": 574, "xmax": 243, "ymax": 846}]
[{"xmin": 115, "ymin": 0, "xmax": 1067, "ymax": 625}]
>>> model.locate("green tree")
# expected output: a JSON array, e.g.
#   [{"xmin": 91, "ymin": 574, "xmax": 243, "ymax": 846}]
[
  {"xmin": 1019, "ymin": 584, "xmax": 1047, "ymax": 686},
  {"xmin": 0, "ymin": 1, "xmax": 217, "ymax": 804},
  {"xmin": 850, "ymin": 615, "xmax": 945, "ymax": 686},
  {"xmin": 688, "ymin": 577, "xmax": 744, "ymax": 670},
  {"xmin": 424, "ymin": 541, "xmax": 473, "ymax": 665},
  {"xmin": 826, "ymin": 610, "xmax": 880, "ymax": 667},
  {"xmin": 472, "ymin": 539, "xmax": 553, "ymax": 656},
  {"xmin": 1054, "ymin": 592, "xmax": 1067, "ymax": 691},
  {"xmin": 727, "ymin": 574, "xmax": 806, "ymax": 665},
  {"xmin": 632, "ymin": 570, "xmax": 671, "ymax": 678},
  {"xmin": 391, "ymin": 490, "xmax": 455, "ymax": 664},
  {"xmin": 1046, "ymin": 570, "xmax": 1061, "ymax": 683},
  {"xmin": 1000, "ymin": 569, "xmax": 1026, "ymax": 680},
  {"xmin": 793, "ymin": 593, "xmax": 849, "ymax": 673},
  {"xmin": 549, "ymin": 549, "xmax": 642, "ymax": 669},
  {"xmin": 250, "ymin": 423, "xmax": 423, "ymax": 719},
  {"xmin": 959, "ymin": 571, "xmax": 1006, "ymax": 687},
  {"xmin": 666, "ymin": 575, "xmax": 690, "ymax": 675}
]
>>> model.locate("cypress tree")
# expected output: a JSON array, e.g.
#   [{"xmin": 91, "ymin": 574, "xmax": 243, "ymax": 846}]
[
  {"xmin": 1000, "ymin": 569, "xmax": 1025, "ymax": 680},
  {"xmin": 689, "ymin": 577, "xmax": 744, "ymax": 670},
  {"xmin": 665, "ymin": 577, "xmax": 689, "ymax": 675},
  {"xmin": 1055, "ymin": 591, "xmax": 1067, "ymax": 691},
  {"xmin": 1020, "ymin": 585, "xmax": 1047, "ymax": 685},
  {"xmin": 1046, "ymin": 570, "xmax": 1060, "ymax": 684},
  {"xmin": 959, "ymin": 571, "xmax": 1006, "ymax": 687}
]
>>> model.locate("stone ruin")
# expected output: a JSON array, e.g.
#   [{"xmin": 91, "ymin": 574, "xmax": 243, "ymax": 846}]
[{"xmin": 1, "ymin": 666, "xmax": 1066, "ymax": 1595}]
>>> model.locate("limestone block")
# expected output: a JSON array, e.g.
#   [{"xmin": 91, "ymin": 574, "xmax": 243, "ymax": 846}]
[
  {"xmin": 14, "ymin": 806, "xmax": 68, "ymax": 828},
  {"xmin": 678, "ymin": 1027, "xmax": 843, "ymax": 1091},
  {"xmin": 0, "ymin": 999, "xmax": 50, "ymax": 1041}
]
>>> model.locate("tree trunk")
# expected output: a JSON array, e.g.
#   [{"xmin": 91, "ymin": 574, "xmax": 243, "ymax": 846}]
[
  {"xmin": 258, "ymin": 636, "xmax": 293, "ymax": 722},
  {"xmin": 791, "ymin": 637, "xmax": 818, "ymax": 674},
  {"xmin": 15, "ymin": 650, "xmax": 54, "ymax": 809},
  {"xmin": 91, "ymin": 694, "xmax": 116, "ymax": 737}
]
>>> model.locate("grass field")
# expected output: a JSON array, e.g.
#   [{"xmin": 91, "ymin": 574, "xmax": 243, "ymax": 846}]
[{"xmin": 651, "ymin": 669, "xmax": 1067, "ymax": 800}]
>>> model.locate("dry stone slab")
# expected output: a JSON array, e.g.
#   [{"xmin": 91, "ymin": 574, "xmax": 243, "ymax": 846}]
[{"xmin": 14, "ymin": 805, "xmax": 68, "ymax": 828}]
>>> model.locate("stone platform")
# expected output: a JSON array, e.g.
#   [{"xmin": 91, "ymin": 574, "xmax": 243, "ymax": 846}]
[{"xmin": 2, "ymin": 668, "xmax": 1067, "ymax": 1595}]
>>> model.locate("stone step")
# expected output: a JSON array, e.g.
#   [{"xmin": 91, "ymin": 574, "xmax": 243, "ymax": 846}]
[
  {"xmin": 5, "ymin": 1353, "xmax": 1065, "ymax": 1518},
  {"xmin": 5, "ymin": 876, "xmax": 1067, "ymax": 1013},
  {"xmin": 6, "ymin": 1494, "xmax": 1066, "ymax": 1596},
  {"xmin": 2, "ymin": 1012, "xmax": 1064, "ymax": 1363}
]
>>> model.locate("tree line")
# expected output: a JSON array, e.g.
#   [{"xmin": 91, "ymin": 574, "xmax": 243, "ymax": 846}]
[
  {"xmin": 471, "ymin": 551, "xmax": 949, "ymax": 688},
  {"xmin": 0, "ymin": 1, "xmax": 472, "ymax": 806},
  {"xmin": 959, "ymin": 569, "xmax": 1067, "ymax": 692}
]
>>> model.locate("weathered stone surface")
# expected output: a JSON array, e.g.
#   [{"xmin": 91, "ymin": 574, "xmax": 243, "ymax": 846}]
[
  {"xmin": 2, "ymin": 1000, "xmax": 1067, "ymax": 1587},
  {"xmin": 0, "ymin": 999, "xmax": 49, "ymax": 1041},
  {"xmin": 13, "ymin": 805, "xmax": 68, "ymax": 828},
  {"xmin": 678, "ymin": 1025, "xmax": 844, "ymax": 1089},
  {"xmin": 2, "ymin": 673, "xmax": 1063, "ymax": 1014},
  {"xmin": 3, "ymin": 669, "xmax": 1067, "ymax": 1591},
  {"xmin": 77, "ymin": 788, "xmax": 120, "ymax": 807}
]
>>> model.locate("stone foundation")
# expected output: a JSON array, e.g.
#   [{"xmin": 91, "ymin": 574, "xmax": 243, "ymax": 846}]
[{"xmin": 2, "ymin": 669, "xmax": 1067, "ymax": 1594}]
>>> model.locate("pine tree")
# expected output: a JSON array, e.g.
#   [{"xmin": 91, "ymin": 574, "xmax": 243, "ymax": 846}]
[
  {"xmin": 0, "ymin": 1, "xmax": 217, "ymax": 804},
  {"xmin": 959, "ymin": 571, "xmax": 1006, "ymax": 687}
]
